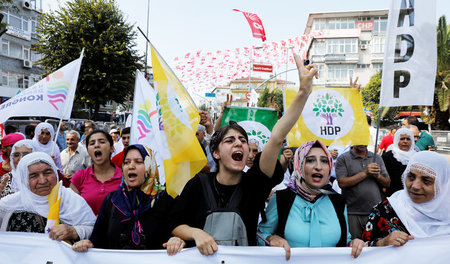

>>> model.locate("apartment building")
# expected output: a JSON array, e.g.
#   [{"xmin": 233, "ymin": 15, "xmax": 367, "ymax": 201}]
[{"xmin": 304, "ymin": 10, "xmax": 388, "ymax": 87}]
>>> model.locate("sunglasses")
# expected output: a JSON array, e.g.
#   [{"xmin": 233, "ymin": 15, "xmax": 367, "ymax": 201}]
[{"xmin": 13, "ymin": 152, "xmax": 31, "ymax": 158}]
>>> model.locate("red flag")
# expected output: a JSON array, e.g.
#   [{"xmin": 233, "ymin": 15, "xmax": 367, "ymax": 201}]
[{"xmin": 233, "ymin": 9, "xmax": 266, "ymax": 42}]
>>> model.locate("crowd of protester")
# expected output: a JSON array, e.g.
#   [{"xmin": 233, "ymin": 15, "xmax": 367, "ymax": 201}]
[{"xmin": 0, "ymin": 53, "xmax": 448, "ymax": 260}]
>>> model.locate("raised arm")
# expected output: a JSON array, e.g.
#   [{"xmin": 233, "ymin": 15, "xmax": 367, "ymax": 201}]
[
  {"xmin": 213, "ymin": 94, "xmax": 233, "ymax": 132},
  {"xmin": 259, "ymin": 53, "xmax": 318, "ymax": 178}
]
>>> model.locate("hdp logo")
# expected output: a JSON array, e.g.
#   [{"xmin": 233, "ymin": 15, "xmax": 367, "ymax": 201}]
[
  {"xmin": 303, "ymin": 89, "xmax": 354, "ymax": 140},
  {"xmin": 312, "ymin": 93, "xmax": 344, "ymax": 126},
  {"xmin": 46, "ymin": 71, "xmax": 69, "ymax": 111},
  {"xmin": 137, "ymin": 100, "xmax": 157, "ymax": 140}
]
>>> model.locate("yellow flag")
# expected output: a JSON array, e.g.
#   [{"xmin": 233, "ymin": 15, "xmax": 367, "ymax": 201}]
[
  {"xmin": 286, "ymin": 87, "xmax": 370, "ymax": 147},
  {"xmin": 46, "ymin": 181, "xmax": 62, "ymax": 230},
  {"xmin": 150, "ymin": 44, "xmax": 207, "ymax": 198}
]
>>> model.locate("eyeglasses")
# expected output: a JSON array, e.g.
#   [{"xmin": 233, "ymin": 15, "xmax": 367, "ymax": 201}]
[{"xmin": 13, "ymin": 152, "xmax": 31, "ymax": 158}]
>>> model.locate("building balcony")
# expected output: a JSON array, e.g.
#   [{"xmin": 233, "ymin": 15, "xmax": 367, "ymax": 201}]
[
  {"xmin": 324, "ymin": 53, "xmax": 359, "ymax": 63},
  {"xmin": 371, "ymin": 53, "xmax": 384, "ymax": 63}
]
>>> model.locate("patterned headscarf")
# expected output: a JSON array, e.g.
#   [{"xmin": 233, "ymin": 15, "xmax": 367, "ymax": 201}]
[
  {"xmin": 111, "ymin": 144, "xmax": 165, "ymax": 245},
  {"xmin": 287, "ymin": 140, "xmax": 334, "ymax": 202}
]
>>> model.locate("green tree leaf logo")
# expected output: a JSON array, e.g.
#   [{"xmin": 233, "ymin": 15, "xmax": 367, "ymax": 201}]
[
  {"xmin": 247, "ymin": 130, "xmax": 268, "ymax": 145},
  {"xmin": 312, "ymin": 93, "xmax": 344, "ymax": 125}
]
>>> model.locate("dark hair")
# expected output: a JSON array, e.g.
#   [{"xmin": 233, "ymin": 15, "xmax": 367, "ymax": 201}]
[
  {"xmin": 25, "ymin": 125, "xmax": 35, "ymax": 137},
  {"xmin": 209, "ymin": 123, "xmax": 248, "ymax": 171},
  {"xmin": 406, "ymin": 116, "xmax": 419, "ymax": 127},
  {"xmin": 5, "ymin": 125, "xmax": 18, "ymax": 135},
  {"xmin": 121, "ymin": 127, "xmax": 131, "ymax": 135},
  {"xmin": 86, "ymin": 130, "xmax": 113, "ymax": 147},
  {"xmin": 366, "ymin": 115, "xmax": 372, "ymax": 126}
]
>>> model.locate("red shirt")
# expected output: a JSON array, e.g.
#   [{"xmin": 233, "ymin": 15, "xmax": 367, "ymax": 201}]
[
  {"xmin": 111, "ymin": 150, "xmax": 125, "ymax": 169},
  {"xmin": 379, "ymin": 134, "xmax": 393, "ymax": 152},
  {"xmin": 71, "ymin": 165, "xmax": 122, "ymax": 215}
]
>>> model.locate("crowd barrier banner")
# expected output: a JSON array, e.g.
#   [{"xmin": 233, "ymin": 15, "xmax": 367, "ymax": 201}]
[
  {"xmin": 2, "ymin": 232, "xmax": 450, "ymax": 264},
  {"xmin": 380, "ymin": 0, "xmax": 436, "ymax": 107}
]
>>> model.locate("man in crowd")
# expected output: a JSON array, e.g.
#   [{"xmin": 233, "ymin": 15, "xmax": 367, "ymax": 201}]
[
  {"xmin": 24, "ymin": 125, "xmax": 36, "ymax": 139},
  {"xmin": 196, "ymin": 124, "xmax": 215, "ymax": 173},
  {"xmin": 111, "ymin": 127, "xmax": 130, "ymax": 168},
  {"xmin": 56, "ymin": 121, "xmax": 68, "ymax": 152},
  {"xmin": 336, "ymin": 145, "xmax": 390, "ymax": 239},
  {"xmin": 60, "ymin": 130, "xmax": 90, "ymax": 179},
  {"xmin": 402, "ymin": 116, "xmax": 435, "ymax": 150},
  {"xmin": 377, "ymin": 125, "xmax": 397, "ymax": 154},
  {"xmin": 80, "ymin": 120, "xmax": 97, "ymax": 147}
]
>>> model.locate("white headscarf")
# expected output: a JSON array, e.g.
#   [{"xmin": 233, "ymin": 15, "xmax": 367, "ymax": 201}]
[
  {"xmin": 0, "ymin": 152, "xmax": 96, "ymax": 232},
  {"xmin": 9, "ymin": 139, "xmax": 36, "ymax": 192},
  {"xmin": 33, "ymin": 123, "xmax": 63, "ymax": 172},
  {"xmin": 391, "ymin": 128, "xmax": 417, "ymax": 165},
  {"xmin": 388, "ymin": 151, "xmax": 450, "ymax": 238}
]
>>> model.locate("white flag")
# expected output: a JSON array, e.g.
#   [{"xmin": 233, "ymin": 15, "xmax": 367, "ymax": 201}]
[
  {"xmin": 380, "ymin": 0, "xmax": 436, "ymax": 107},
  {"xmin": 0, "ymin": 53, "xmax": 83, "ymax": 124},
  {"xmin": 130, "ymin": 70, "xmax": 166, "ymax": 184}
]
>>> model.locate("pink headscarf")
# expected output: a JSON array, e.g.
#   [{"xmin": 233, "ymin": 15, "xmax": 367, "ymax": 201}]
[
  {"xmin": 286, "ymin": 140, "xmax": 334, "ymax": 202},
  {"xmin": 1, "ymin": 133, "xmax": 26, "ymax": 160}
]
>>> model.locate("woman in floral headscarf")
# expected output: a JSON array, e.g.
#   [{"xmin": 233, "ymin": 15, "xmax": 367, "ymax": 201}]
[
  {"xmin": 72, "ymin": 144, "xmax": 181, "ymax": 252},
  {"xmin": 258, "ymin": 140, "xmax": 366, "ymax": 259}
]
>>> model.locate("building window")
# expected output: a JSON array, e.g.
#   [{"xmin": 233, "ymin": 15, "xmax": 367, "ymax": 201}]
[
  {"xmin": 373, "ymin": 17, "xmax": 387, "ymax": 35},
  {"xmin": 326, "ymin": 38, "xmax": 358, "ymax": 54},
  {"xmin": 317, "ymin": 64, "xmax": 325, "ymax": 79},
  {"xmin": 372, "ymin": 36, "xmax": 385, "ymax": 53},
  {"xmin": 356, "ymin": 64, "xmax": 370, "ymax": 69},
  {"xmin": 314, "ymin": 19, "xmax": 326, "ymax": 30},
  {"xmin": 3, "ymin": 12, "xmax": 30, "ymax": 32},
  {"xmin": 312, "ymin": 41, "xmax": 326, "ymax": 55},
  {"xmin": 373, "ymin": 64, "xmax": 383, "ymax": 72},
  {"xmin": 1, "ymin": 39, "xmax": 8, "ymax": 56},
  {"xmin": 328, "ymin": 65, "xmax": 354, "ymax": 80},
  {"xmin": 23, "ymin": 46, "xmax": 30, "ymax": 60},
  {"xmin": 328, "ymin": 18, "xmax": 355, "ymax": 30},
  {"xmin": 31, "ymin": 17, "xmax": 38, "ymax": 34}
]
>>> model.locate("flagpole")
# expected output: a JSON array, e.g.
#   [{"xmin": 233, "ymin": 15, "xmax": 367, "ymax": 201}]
[
  {"xmin": 137, "ymin": 26, "xmax": 199, "ymax": 111},
  {"xmin": 373, "ymin": 107, "xmax": 382, "ymax": 162}
]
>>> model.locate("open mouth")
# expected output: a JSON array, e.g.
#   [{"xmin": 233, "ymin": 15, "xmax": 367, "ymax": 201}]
[
  {"xmin": 311, "ymin": 173, "xmax": 323, "ymax": 182},
  {"xmin": 231, "ymin": 151, "xmax": 243, "ymax": 161},
  {"xmin": 94, "ymin": 151, "xmax": 102, "ymax": 158},
  {"xmin": 127, "ymin": 173, "xmax": 137, "ymax": 179}
]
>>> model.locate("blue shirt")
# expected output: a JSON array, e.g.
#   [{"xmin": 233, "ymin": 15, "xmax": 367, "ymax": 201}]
[
  {"xmin": 258, "ymin": 193, "xmax": 351, "ymax": 247},
  {"xmin": 56, "ymin": 131, "xmax": 67, "ymax": 151}
]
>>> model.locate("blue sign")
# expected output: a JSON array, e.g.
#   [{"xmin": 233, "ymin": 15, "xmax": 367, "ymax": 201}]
[{"xmin": 205, "ymin": 93, "xmax": 216, "ymax": 97}]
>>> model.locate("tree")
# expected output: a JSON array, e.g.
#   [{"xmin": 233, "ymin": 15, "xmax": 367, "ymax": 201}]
[
  {"xmin": 433, "ymin": 15, "xmax": 450, "ymax": 130},
  {"xmin": 257, "ymin": 87, "xmax": 283, "ymax": 117},
  {"xmin": 33, "ymin": 0, "xmax": 141, "ymax": 119},
  {"xmin": 361, "ymin": 71, "xmax": 400, "ymax": 126},
  {"xmin": 312, "ymin": 93, "xmax": 344, "ymax": 125}
]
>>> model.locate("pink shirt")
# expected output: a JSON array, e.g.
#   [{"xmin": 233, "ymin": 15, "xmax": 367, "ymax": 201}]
[{"xmin": 71, "ymin": 165, "xmax": 122, "ymax": 215}]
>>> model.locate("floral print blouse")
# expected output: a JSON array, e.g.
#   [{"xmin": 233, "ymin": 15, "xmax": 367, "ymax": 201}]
[{"xmin": 361, "ymin": 199, "xmax": 410, "ymax": 246}]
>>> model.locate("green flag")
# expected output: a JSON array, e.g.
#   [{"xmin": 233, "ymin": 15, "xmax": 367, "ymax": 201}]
[{"xmin": 221, "ymin": 106, "xmax": 278, "ymax": 148}]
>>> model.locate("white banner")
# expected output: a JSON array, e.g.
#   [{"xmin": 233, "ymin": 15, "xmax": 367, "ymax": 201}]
[
  {"xmin": 0, "ymin": 54, "xmax": 83, "ymax": 124},
  {"xmin": 380, "ymin": 0, "xmax": 436, "ymax": 107},
  {"xmin": 130, "ymin": 70, "xmax": 166, "ymax": 184},
  {"xmin": 1, "ymin": 232, "xmax": 450, "ymax": 264}
]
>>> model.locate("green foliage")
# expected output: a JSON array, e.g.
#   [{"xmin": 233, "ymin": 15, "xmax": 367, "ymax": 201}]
[
  {"xmin": 33, "ymin": 0, "xmax": 141, "ymax": 115},
  {"xmin": 257, "ymin": 87, "xmax": 283, "ymax": 117},
  {"xmin": 433, "ymin": 15, "xmax": 450, "ymax": 129},
  {"xmin": 312, "ymin": 93, "xmax": 344, "ymax": 117},
  {"xmin": 361, "ymin": 71, "xmax": 400, "ymax": 125}
]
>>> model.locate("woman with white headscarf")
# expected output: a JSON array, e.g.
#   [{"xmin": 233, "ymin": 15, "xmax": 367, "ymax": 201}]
[
  {"xmin": 362, "ymin": 151, "xmax": 450, "ymax": 246},
  {"xmin": 382, "ymin": 127, "xmax": 417, "ymax": 197},
  {"xmin": 33, "ymin": 122, "xmax": 63, "ymax": 173},
  {"xmin": 0, "ymin": 139, "xmax": 36, "ymax": 198},
  {"xmin": 0, "ymin": 152, "xmax": 96, "ymax": 241}
]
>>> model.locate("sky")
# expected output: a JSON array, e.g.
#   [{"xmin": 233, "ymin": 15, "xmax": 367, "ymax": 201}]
[{"xmin": 41, "ymin": 0, "xmax": 450, "ymax": 100}]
